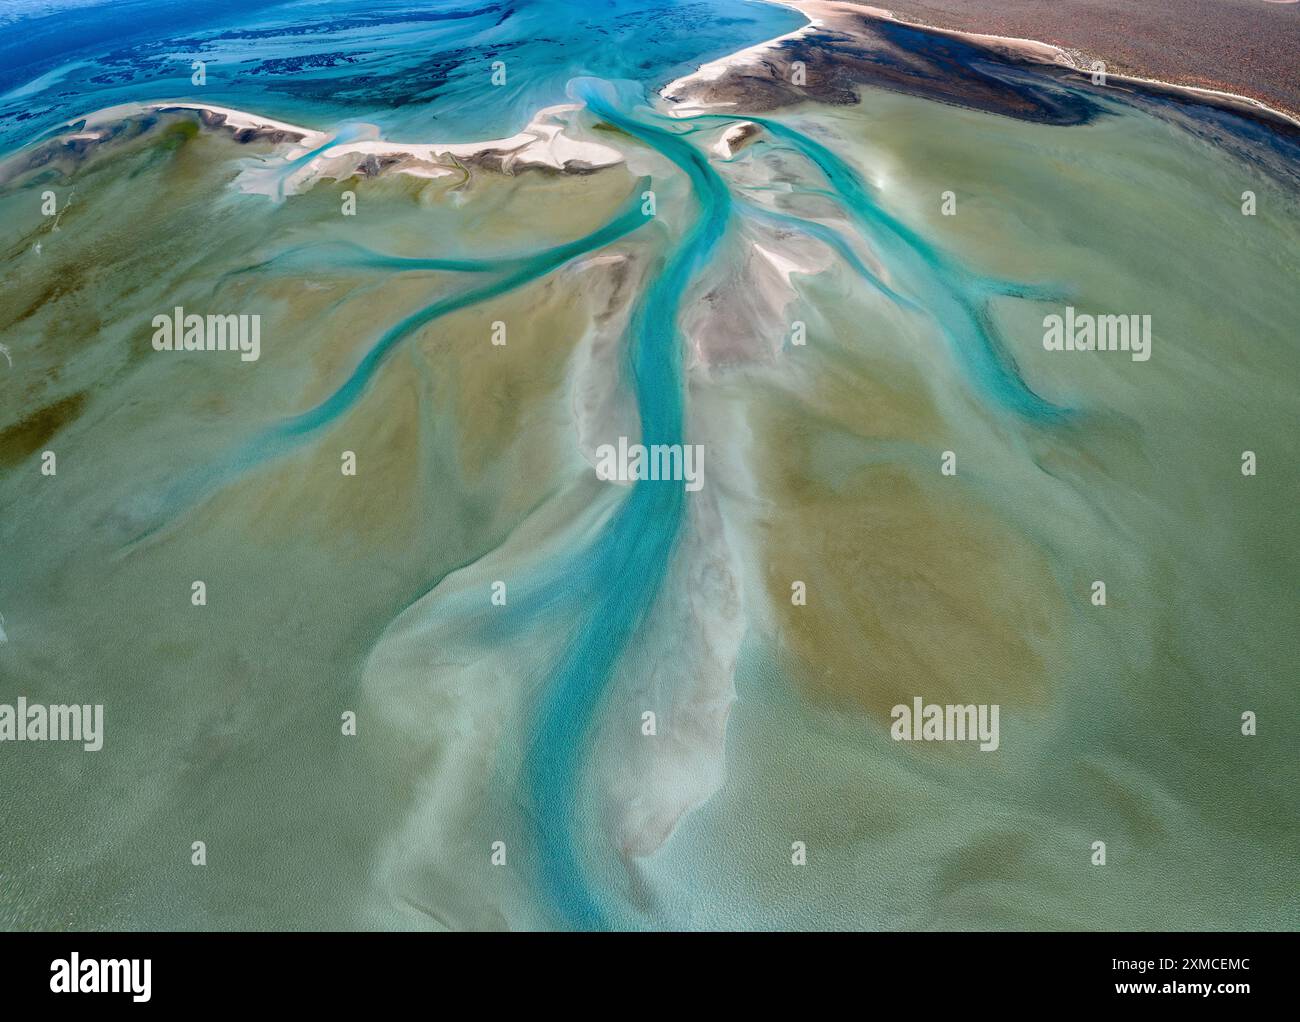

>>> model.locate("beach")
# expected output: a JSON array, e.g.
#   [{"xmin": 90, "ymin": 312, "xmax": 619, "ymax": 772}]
[{"xmin": 664, "ymin": 1, "xmax": 1300, "ymax": 129}]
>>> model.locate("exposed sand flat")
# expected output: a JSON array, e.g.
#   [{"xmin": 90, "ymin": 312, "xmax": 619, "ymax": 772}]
[
  {"xmin": 80, "ymin": 100, "xmax": 332, "ymax": 146},
  {"xmin": 23, "ymin": 99, "xmax": 625, "ymax": 198},
  {"xmin": 711, "ymin": 121, "xmax": 763, "ymax": 158},
  {"xmin": 310, "ymin": 104, "xmax": 623, "ymax": 172},
  {"xmin": 661, "ymin": 15, "xmax": 826, "ymax": 113}
]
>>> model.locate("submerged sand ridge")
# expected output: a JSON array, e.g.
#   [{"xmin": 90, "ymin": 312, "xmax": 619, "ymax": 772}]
[{"xmin": 0, "ymin": 0, "xmax": 1297, "ymax": 932}]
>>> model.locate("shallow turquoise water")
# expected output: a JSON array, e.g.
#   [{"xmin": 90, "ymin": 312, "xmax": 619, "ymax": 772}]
[
  {"xmin": 1, "ymin": 1, "xmax": 1297, "ymax": 933},
  {"xmin": 0, "ymin": 0, "xmax": 804, "ymax": 150},
  {"xmin": 518, "ymin": 78, "xmax": 737, "ymax": 927}
]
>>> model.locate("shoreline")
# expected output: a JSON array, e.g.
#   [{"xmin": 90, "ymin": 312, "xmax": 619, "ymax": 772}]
[
  {"xmin": 662, "ymin": 0, "xmax": 1300, "ymax": 129},
  {"xmin": 94, "ymin": 99, "xmax": 625, "ymax": 172},
  {"xmin": 2, "ymin": 99, "xmax": 625, "ymax": 196},
  {"xmin": 9, "ymin": 0, "xmax": 1298, "ymax": 190},
  {"xmin": 864, "ymin": 2, "xmax": 1300, "ymax": 129}
]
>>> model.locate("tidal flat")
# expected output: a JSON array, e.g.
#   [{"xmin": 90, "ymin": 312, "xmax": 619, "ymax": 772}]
[{"xmin": 0, "ymin": 0, "xmax": 1297, "ymax": 931}]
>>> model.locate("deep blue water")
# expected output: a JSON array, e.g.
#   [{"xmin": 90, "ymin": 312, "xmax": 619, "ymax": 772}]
[{"xmin": 0, "ymin": 0, "xmax": 804, "ymax": 151}]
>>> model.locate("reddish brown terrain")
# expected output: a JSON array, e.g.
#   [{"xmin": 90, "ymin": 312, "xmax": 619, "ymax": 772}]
[{"xmin": 867, "ymin": 0, "xmax": 1300, "ymax": 118}]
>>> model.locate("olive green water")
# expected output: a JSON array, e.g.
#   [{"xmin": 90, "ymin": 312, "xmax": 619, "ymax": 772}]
[{"xmin": 0, "ymin": 71, "xmax": 1296, "ymax": 929}]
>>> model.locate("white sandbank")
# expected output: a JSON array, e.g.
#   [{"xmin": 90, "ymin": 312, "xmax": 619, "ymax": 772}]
[
  {"xmin": 59, "ymin": 99, "xmax": 625, "ymax": 198},
  {"xmin": 307, "ymin": 104, "xmax": 624, "ymax": 173},
  {"xmin": 660, "ymin": 10, "xmax": 825, "ymax": 115},
  {"xmin": 80, "ymin": 100, "xmax": 332, "ymax": 145}
]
